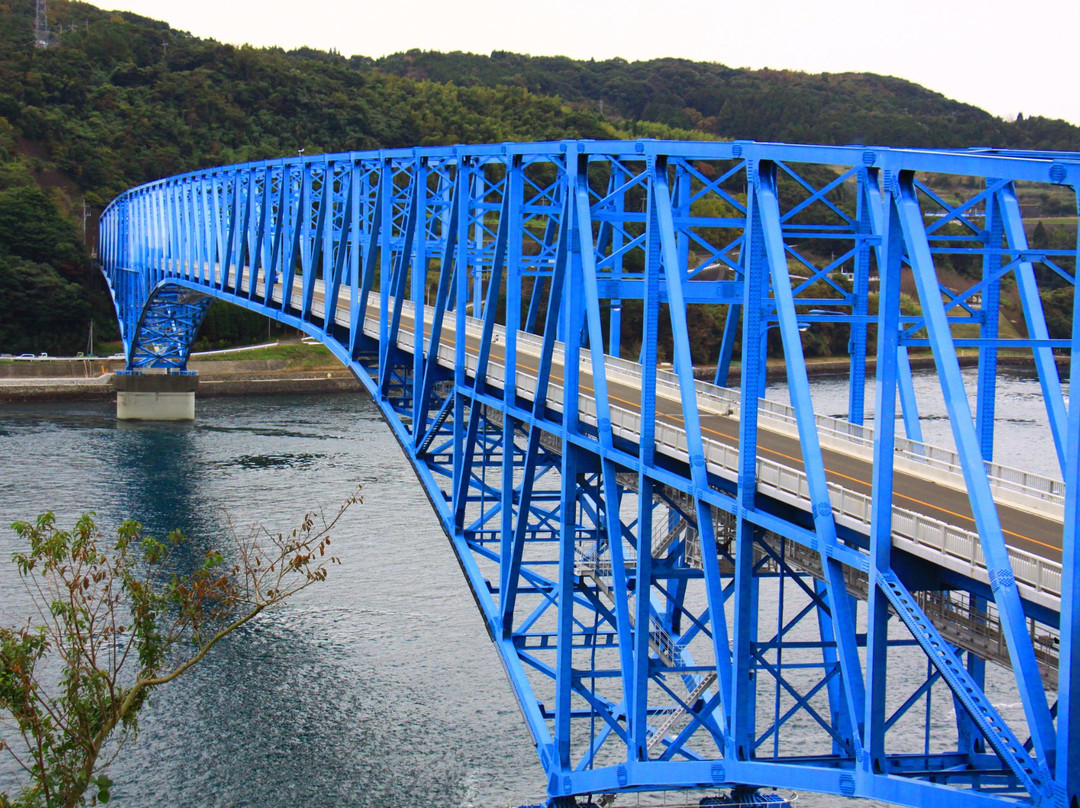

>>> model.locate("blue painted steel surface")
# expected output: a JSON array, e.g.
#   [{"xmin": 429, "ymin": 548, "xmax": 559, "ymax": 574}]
[{"xmin": 99, "ymin": 140, "xmax": 1080, "ymax": 808}]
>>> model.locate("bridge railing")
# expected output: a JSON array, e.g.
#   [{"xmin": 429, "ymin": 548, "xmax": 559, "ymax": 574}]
[
  {"xmin": 99, "ymin": 139, "xmax": 1080, "ymax": 808},
  {"xmin": 383, "ymin": 298, "xmax": 1065, "ymax": 613},
  {"xmin": 751, "ymin": 386, "xmax": 1066, "ymax": 505}
]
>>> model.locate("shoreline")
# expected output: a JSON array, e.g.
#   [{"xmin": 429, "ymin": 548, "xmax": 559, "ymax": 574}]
[
  {"xmin": 690, "ymin": 351, "xmax": 1047, "ymax": 382},
  {"xmin": 0, "ymin": 352, "xmax": 1052, "ymax": 404},
  {"xmin": 0, "ymin": 359, "xmax": 362, "ymax": 403}
]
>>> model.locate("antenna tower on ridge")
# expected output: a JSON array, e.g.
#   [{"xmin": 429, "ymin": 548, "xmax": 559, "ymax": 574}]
[{"xmin": 34, "ymin": 0, "xmax": 50, "ymax": 48}]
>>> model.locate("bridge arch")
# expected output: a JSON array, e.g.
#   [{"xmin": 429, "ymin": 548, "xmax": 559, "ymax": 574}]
[
  {"xmin": 125, "ymin": 282, "xmax": 214, "ymax": 368},
  {"xmin": 100, "ymin": 140, "xmax": 1080, "ymax": 808}
]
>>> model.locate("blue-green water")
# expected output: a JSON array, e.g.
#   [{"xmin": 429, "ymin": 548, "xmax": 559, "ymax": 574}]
[
  {"xmin": 0, "ymin": 393, "xmax": 541, "ymax": 807},
  {"xmin": 0, "ymin": 367, "xmax": 1061, "ymax": 807}
]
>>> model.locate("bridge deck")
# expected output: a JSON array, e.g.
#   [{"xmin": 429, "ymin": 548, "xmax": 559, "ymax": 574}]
[
  {"xmin": 237, "ymin": 270, "xmax": 1065, "ymax": 613},
  {"xmin": 101, "ymin": 140, "xmax": 1080, "ymax": 807}
]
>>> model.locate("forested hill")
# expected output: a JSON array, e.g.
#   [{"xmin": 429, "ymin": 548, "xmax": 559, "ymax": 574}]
[
  {"xmin": 1, "ymin": 0, "xmax": 1079, "ymax": 354},
  {"xmin": 376, "ymin": 50, "xmax": 1080, "ymax": 151},
  {"xmin": 0, "ymin": 2, "xmax": 619, "ymax": 207},
  {"xmin": 0, "ymin": 0, "xmax": 621, "ymax": 352}
]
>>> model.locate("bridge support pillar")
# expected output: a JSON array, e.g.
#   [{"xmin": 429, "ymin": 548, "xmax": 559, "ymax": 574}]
[{"xmin": 115, "ymin": 372, "xmax": 198, "ymax": 421}]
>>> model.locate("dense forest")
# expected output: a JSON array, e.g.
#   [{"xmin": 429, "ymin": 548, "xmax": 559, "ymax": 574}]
[
  {"xmin": 0, "ymin": 0, "xmax": 1077, "ymax": 355},
  {"xmin": 376, "ymin": 50, "xmax": 1080, "ymax": 151}
]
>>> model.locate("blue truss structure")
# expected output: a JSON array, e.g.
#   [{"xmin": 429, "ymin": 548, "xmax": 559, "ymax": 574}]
[{"xmin": 100, "ymin": 140, "xmax": 1080, "ymax": 808}]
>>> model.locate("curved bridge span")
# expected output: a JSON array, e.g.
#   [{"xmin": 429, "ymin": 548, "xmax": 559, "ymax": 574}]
[{"xmin": 100, "ymin": 140, "xmax": 1080, "ymax": 808}]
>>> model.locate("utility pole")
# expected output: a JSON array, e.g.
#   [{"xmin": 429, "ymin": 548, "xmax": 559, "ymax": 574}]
[{"xmin": 34, "ymin": 0, "xmax": 50, "ymax": 48}]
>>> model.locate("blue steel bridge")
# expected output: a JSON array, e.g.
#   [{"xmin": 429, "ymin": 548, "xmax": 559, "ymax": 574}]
[{"xmin": 100, "ymin": 140, "xmax": 1080, "ymax": 808}]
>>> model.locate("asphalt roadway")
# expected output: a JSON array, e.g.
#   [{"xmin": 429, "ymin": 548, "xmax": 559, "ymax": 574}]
[
  {"xmin": 384, "ymin": 299, "xmax": 1063, "ymax": 568},
  {"xmin": 258, "ymin": 273, "xmax": 1064, "ymax": 569}
]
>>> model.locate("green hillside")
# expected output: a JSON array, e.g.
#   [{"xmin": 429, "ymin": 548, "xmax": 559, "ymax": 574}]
[
  {"xmin": 0, "ymin": 0, "xmax": 1077, "ymax": 354},
  {"xmin": 0, "ymin": 0, "xmax": 621, "ymax": 352},
  {"xmin": 375, "ymin": 50, "xmax": 1080, "ymax": 151}
]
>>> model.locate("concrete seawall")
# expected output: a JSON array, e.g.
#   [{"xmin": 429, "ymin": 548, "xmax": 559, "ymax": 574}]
[
  {"xmin": 0, "ymin": 358, "xmax": 362, "ymax": 403},
  {"xmin": 693, "ymin": 352, "xmax": 1047, "ymax": 382},
  {"xmin": 0, "ymin": 351, "xmax": 1052, "ymax": 404},
  {"xmin": 197, "ymin": 371, "xmax": 362, "ymax": 397}
]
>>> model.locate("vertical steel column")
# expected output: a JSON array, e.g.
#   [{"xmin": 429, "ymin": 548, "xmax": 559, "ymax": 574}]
[
  {"xmin": 416, "ymin": 165, "xmax": 462, "ymax": 451},
  {"xmin": 860, "ymin": 166, "xmax": 924, "ymax": 443},
  {"xmin": 376, "ymin": 157, "xmax": 395, "ymax": 394},
  {"xmin": 608, "ymin": 163, "xmax": 626, "ymax": 357},
  {"xmin": 210, "ymin": 172, "xmax": 224, "ymax": 290},
  {"xmin": 302, "ymin": 161, "xmax": 330, "ymax": 323},
  {"xmin": 346, "ymin": 161, "xmax": 362, "ymax": 327},
  {"xmin": 180, "ymin": 180, "xmax": 192, "ymax": 283},
  {"xmin": 1055, "ymin": 183, "xmax": 1080, "ymax": 808},
  {"xmin": 245, "ymin": 169, "xmax": 259, "ymax": 298},
  {"xmin": 167, "ymin": 179, "xmax": 183, "ymax": 283},
  {"xmin": 324, "ymin": 161, "xmax": 354, "ymax": 338},
  {"xmin": 157, "ymin": 184, "xmax": 169, "ymax": 284},
  {"xmin": 674, "ymin": 161, "xmax": 691, "ymax": 283},
  {"xmin": 724, "ymin": 164, "xmax": 767, "ymax": 768},
  {"xmin": 410, "ymin": 157, "xmax": 429, "ymax": 429},
  {"xmin": 896, "ymin": 170, "xmax": 1056, "ymax": 777},
  {"xmin": 451, "ymin": 160, "xmax": 514, "ymax": 532},
  {"xmin": 848, "ymin": 167, "xmax": 873, "ymax": 425},
  {"xmin": 499, "ymin": 156, "xmax": 524, "ymax": 603},
  {"xmin": 193, "ymin": 177, "xmax": 205, "ymax": 284},
  {"xmin": 863, "ymin": 170, "xmax": 904, "ymax": 777},
  {"xmin": 198, "ymin": 174, "xmax": 211, "ymax": 287},
  {"xmin": 452, "ymin": 158, "xmax": 472, "ymax": 532},
  {"xmin": 471, "ymin": 167, "xmax": 485, "ymax": 318},
  {"xmin": 175, "ymin": 179, "xmax": 189, "ymax": 282},
  {"xmin": 651, "ymin": 153, "xmax": 733, "ymax": 720},
  {"xmin": 975, "ymin": 182, "xmax": 1003, "ymax": 460},
  {"xmin": 499, "ymin": 166, "xmax": 572, "ymax": 637},
  {"xmin": 352, "ymin": 163, "xmax": 382, "ymax": 359},
  {"xmin": 229, "ymin": 168, "xmax": 251, "ymax": 294},
  {"xmin": 632, "ymin": 153, "xmax": 663, "ymax": 761},
  {"xmin": 258, "ymin": 166, "xmax": 275, "ymax": 300},
  {"xmin": 554, "ymin": 145, "xmax": 584, "ymax": 777},
  {"xmin": 381, "ymin": 160, "xmax": 419, "ymax": 401},
  {"xmin": 281, "ymin": 164, "xmax": 304, "ymax": 312},
  {"xmin": 756, "ymin": 158, "xmax": 865, "ymax": 752},
  {"xmin": 731, "ymin": 157, "xmax": 769, "ymax": 760},
  {"xmin": 999, "ymin": 184, "xmax": 1068, "ymax": 474},
  {"xmin": 574, "ymin": 151, "xmax": 638, "ymax": 761}
]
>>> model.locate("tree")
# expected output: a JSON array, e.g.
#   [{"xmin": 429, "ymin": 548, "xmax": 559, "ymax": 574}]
[
  {"xmin": 0, "ymin": 490, "xmax": 359, "ymax": 808},
  {"xmin": 0, "ymin": 254, "xmax": 91, "ymax": 355}
]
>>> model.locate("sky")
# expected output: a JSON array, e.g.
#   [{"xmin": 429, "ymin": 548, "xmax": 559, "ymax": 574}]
[{"xmin": 96, "ymin": 0, "xmax": 1080, "ymax": 128}]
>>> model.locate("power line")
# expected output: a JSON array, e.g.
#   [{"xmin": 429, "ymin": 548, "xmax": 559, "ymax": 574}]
[{"xmin": 34, "ymin": 0, "xmax": 50, "ymax": 48}]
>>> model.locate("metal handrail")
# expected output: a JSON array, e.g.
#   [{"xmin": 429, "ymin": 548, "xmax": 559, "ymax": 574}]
[{"xmin": 367, "ymin": 297, "xmax": 1063, "ymax": 611}]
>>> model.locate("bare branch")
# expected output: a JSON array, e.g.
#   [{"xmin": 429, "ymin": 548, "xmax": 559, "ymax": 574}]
[{"xmin": 0, "ymin": 487, "xmax": 359, "ymax": 807}]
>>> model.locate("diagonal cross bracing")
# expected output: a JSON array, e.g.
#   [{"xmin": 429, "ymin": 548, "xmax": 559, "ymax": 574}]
[{"xmin": 99, "ymin": 140, "xmax": 1080, "ymax": 808}]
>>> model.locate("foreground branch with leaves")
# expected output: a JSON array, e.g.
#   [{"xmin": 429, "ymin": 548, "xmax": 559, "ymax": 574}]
[{"xmin": 0, "ymin": 490, "xmax": 359, "ymax": 808}]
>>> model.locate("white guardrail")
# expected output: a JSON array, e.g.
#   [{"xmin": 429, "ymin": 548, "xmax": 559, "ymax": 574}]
[{"xmin": 324, "ymin": 293, "xmax": 1063, "ymax": 612}]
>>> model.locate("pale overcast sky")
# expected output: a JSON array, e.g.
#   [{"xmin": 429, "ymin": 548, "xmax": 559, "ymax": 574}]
[{"xmin": 99, "ymin": 0, "xmax": 1080, "ymax": 128}]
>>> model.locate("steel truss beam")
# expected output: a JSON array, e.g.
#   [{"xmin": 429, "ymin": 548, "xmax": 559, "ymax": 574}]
[{"xmin": 99, "ymin": 141, "xmax": 1080, "ymax": 808}]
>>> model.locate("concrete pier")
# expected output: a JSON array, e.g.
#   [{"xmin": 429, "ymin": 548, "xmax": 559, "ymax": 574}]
[{"xmin": 115, "ymin": 373, "xmax": 198, "ymax": 420}]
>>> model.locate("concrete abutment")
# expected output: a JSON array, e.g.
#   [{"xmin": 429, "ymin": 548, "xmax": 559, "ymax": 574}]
[{"xmin": 115, "ymin": 372, "xmax": 198, "ymax": 420}]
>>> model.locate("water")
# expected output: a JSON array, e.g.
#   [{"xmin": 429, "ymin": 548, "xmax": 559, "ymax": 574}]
[
  {"xmin": 768, "ymin": 362, "xmax": 1064, "ymax": 480},
  {"xmin": 0, "ymin": 367, "xmax": 1061, "ymax": 806},
  {"xmin": 0, "ymin": 393, "xmax": 541, "ymax": 807}
]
